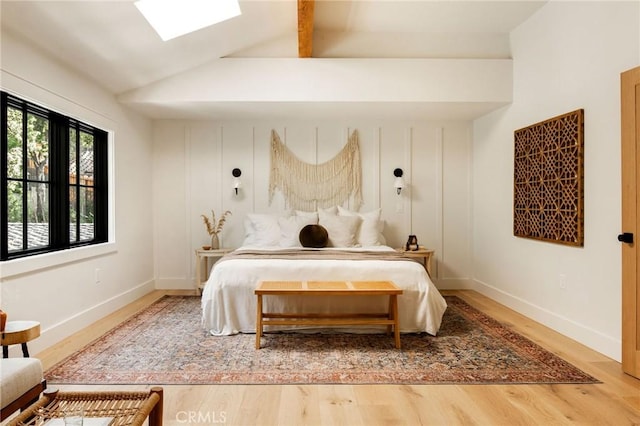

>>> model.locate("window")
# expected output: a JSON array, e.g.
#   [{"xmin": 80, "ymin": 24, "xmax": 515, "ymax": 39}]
[{"xmin": 1, "ymin": 92, "xmax": 108, "ymax": 261}]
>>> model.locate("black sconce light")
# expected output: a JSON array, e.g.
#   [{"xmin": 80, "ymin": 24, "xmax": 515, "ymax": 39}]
[
  {"xmin": 393, "ymin": 168, "xmax": 405, "ymax": 195},
  {"xmin": 232, "ymin": 168, "xmax": 242, "ymax": 195}
]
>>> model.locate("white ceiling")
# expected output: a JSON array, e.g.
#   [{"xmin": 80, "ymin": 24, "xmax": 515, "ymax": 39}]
[{"xmin": 1, "ymin": 0, "xmax": 546, "ymax": 120}]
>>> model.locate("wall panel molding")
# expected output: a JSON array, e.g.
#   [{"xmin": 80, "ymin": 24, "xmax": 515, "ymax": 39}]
[
  {"xmin": 154, "ymin": 120, "xmax": 473, "ymax": 288},
  {"xmin": 404, "ymin": 127, "xmax": 413, "ymax": 236},
  {"xmin": 373, "ymin": 127, "xmax": 381, "ymax": 209},
  {"xmin": 435, "ymin": 127, "xmax": 444, "ymax": 279},
  {"xmin": 184, "ymin": 125, "xmax": 192, "ymax": 285}
]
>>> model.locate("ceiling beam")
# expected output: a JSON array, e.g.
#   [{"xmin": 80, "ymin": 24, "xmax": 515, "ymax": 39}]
[{"xmin": 297, "ymin": 0, "xmax": 315, "ymax": 58}]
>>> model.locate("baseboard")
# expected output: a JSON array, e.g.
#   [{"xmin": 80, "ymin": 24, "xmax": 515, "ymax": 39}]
[
  {"xmin": 433, "ymin": 277, "xmax": 475, "ymax": 290},
  {"xmin": 473, "ymin": 278, "xmax": 621, "ymax": 362},
  {"xmin": 24, "ymin": 280, "xmax": 155, "ymax": 358}
]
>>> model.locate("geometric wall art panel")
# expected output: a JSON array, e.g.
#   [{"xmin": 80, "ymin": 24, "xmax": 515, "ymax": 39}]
[{"xmin": 513, "ymin": 109, "xmax": 584, "ymax": 246}]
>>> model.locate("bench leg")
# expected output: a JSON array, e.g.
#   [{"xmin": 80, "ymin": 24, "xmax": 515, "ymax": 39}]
[
  {"xmin": 255, "ymin": 295, "xmax": 263, "ymax": 349},
  {"xmin": 386, "ymin": 297, "xmax": 393, "ymax": 335},
  {"xmin": 391, "ymin": 295, "xmax": 401, "ymax": 349}
]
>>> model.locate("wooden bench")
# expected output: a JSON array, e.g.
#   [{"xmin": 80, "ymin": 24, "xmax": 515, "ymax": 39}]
[{"xmin": 255, "ymin": 280, "xmax": 403, "ymax": 349}]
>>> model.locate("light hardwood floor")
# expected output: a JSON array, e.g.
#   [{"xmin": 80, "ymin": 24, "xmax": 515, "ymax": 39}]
[{"xmin": 28, "ymin": 290, "xmax": 640, "ymax": 425}]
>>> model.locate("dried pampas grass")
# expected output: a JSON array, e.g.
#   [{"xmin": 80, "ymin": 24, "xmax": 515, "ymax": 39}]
[{"xmin": 201, "ymin": 210, "xmax": 231, "ymax": 236}]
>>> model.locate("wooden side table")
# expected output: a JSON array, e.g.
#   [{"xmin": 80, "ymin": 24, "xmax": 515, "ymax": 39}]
[
  {"xmin": 2, "ymin": 320, "xmax": 40, "ymax": 358},
  {"xmin": 396, "ymin": 247, "xmax": 435, "ymax": 276},
  {"xmin": 195, "ymin": 248, "xmax": 233, "ymax": 293}
]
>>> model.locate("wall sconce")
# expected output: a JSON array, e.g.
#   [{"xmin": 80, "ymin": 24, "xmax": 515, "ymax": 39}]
[
  {"xmin": 393, "ymin": 168, "xmax": 405, "ymax": 195},
  {"xmin": 232, "ymin": 168, "xmax": 242, "ymax": 195}
]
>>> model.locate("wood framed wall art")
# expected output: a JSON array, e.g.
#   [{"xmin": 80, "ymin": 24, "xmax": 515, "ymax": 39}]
[{"xmin": 513, "ymin": 109, "xmax": 584, "ymax": 246}]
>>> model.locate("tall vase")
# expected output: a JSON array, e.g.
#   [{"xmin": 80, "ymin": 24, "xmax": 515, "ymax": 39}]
[{"xmin": 210, "ymin": 234, "xmax": 220, "ymax": 250}]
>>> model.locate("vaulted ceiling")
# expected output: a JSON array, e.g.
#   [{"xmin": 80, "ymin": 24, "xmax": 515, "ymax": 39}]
[{"xmin": 1, "ymin": 1, "xmax": 546, "ymax": 120}]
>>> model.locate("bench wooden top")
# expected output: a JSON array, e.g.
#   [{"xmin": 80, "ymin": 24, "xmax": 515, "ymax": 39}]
[{"xmin": 255, "ymin": 280, "xmax": 402, "ymax": 296}]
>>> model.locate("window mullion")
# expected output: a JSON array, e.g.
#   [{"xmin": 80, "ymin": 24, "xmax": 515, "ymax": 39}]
[
  {"xmin": 49, "ymin": 113, "xmax": 69, "ymax": 250},
  {"xmin": 94, "ymin": 129, "xmax": 108, "ymax": 242},
  {"xmin": 21, "ymin": 103, "xmax": 28, "ymax": 251},
  {"xmin": 74, "ymin": 123, "xmax": 80, "ymax": 243}
]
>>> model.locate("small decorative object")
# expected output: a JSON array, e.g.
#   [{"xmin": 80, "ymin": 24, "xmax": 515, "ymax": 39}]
[
  {"xmin": 405, "ymin": 235, "xmax": 419, "ymax": 251},
  {"xmin": 63, "ymin": 408, "xmax": 84, "ymax": 426},
  {"xmin": 201, "ymin": 209, "xmax": 231, "ymax": 250},
  {"xmin": 513, "ymin": 109, "xmax": 584, "ymax": 246},
  {"xmin": 299, "ymin": 224, "xmax": 329, "ymax": 248}
]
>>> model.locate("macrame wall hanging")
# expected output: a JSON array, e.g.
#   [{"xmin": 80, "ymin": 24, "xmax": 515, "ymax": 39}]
[{"xmin": 269, "ymin": 129, "xmax": 363, "ymax": 211}]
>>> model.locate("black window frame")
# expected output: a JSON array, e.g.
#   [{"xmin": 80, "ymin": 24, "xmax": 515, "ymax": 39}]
[{"xmin": 1, "ymin": 92, "xmax": 108, "ymax": 261}]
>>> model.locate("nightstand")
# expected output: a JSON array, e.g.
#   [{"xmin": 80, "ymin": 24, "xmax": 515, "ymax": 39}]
[
  {"xmin": 396, "ymin": 246, "xmax": 435, "ymax": 276},
  {"xmin": 195, "ymin": 248, "xmax": 233, "ymax": 293}
]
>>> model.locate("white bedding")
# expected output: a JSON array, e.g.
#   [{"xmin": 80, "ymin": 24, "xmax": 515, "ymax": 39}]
[{"xmin": 201, "ymin": 245, "xmax": 447, "ymax": 336}]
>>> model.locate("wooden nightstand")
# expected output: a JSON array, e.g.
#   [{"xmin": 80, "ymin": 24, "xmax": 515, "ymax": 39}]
[
  {"xmin": 195, "ymin": 248, "xmax": 233, "ymax": 293},
  {"xmin": 396, "ymin": 246, "xmax": 435, "ymax": 276}
]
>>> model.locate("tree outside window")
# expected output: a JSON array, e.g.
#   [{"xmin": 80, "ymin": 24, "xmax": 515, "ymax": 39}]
[{"xmin": 6, "ymin": 107, "xmax": 50, "ymax": 250}]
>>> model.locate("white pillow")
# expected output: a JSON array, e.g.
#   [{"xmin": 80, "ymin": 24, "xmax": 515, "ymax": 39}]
[
  {"xmin": 278, "ymin": 215, "xmax": 317, "ymax": 247},
  {"xmin": 319, "ymin": 210, "xmax": 361, "ymax": 247},
  {"xmin": 337, "ymin": 206, "xmax": 384, "ymax": 246},
  {"xmin": 243, "ymin": 213, "xmax": 289, "ymax": 247}
]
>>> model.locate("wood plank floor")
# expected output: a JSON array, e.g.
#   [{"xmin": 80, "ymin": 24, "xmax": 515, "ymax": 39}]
[{"xmin": 28, "ymin": 290, "xmax": 640, "ymax": 425}]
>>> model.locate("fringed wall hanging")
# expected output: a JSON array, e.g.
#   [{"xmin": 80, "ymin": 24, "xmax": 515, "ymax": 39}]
[
  {"xmin": 269, "ymin": 129, "xmax": 363, "ymax": 211},
  {"xmin": 513, "ymin": 109, "xmax": 584, "ymax": 246}
]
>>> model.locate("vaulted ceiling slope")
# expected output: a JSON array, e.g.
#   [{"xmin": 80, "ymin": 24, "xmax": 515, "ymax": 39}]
[{"xmin": 1, "ymin": 1, "xmax": 546, "ymax": 120}]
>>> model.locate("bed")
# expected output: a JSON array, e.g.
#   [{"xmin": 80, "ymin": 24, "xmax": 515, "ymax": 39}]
[{"xmin": 200, "ymin": 209, "xmax": 448, "ymax": 336}]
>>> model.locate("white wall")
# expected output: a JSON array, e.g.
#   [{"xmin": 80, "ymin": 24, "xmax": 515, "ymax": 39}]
[
  {"xmin": 0, "ymin": 31, "xmax": 155, "ymax": 356},
  {"xmin": 152, "ymin": 120, "xmax": 473, "ymax": 291},
  {"xmin": 472, "ymin": 1, "xmax": 640, "ymax": 361}
]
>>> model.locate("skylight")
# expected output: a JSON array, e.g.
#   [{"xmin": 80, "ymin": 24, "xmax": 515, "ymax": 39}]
[{"xmin": 135, "ymin": 0, "xmax": 241, "ymax": 41}]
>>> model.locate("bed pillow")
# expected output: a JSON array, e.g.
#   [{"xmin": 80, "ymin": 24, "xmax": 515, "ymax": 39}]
[
  {"xmin": 299, "ymin": 224, "xmax": 329, "ymax": 248},
  {"xmin": 243, "ymin": 213, "xmax": 289, "ymax": 247},
  {"xmin": 318, "ymin": 210, "xmax": 361, "ymax": 247},
  {"xmin": 279, "ymin": 215, "xmax": 318, "ymax": 247},
  {"xmin": 337, "ymin": 206, "xmax": 385, "ymax": 246}
]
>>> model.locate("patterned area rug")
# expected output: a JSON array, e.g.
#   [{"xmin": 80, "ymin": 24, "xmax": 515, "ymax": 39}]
[{"xmin": 45, "ymin": 296, "xmax": 598, "ymax": 385}]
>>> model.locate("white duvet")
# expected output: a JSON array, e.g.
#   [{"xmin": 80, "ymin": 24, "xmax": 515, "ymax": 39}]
[{"xmin": 201, "ymin": 245, "xmax": 447, "ymax": 336}]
